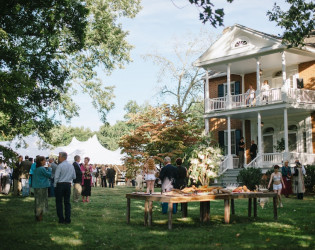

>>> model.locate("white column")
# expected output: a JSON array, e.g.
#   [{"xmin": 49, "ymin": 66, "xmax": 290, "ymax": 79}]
[
  {"xmin": 256, "ymin": 58, "xmax": 261, "ymax": 105},
  {"xmin": 283, "ymin": 108, "xmax": 289, "ymax": 161},
  {"xmin": 227, "ymin": 116, "xmax": 232, "ymax": 168},
  {"xmin": 242, "ymin": 120, "xmax": 246, "ymax": 164},
  {"xmin": 257, "ymin": 112, "xmax": 262, "ymax": 157},
  {"xmin": 282, "ymin": 51, "xmax": 287, "ymax": 88},
  {"xmin": 227, "ymin": 63, "xmax": 231, "ymax": 109},
  {"xmin": 204, "ymin": 118, "xmax": 209, "ymax": 135},
  {"xmin": 204, "ymin": 69, "xmax": 209, "ymax": 112}
]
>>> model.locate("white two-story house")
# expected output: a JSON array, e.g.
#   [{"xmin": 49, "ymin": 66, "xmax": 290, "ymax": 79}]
[{"xmin": 194, "ymin": 24, "xmax": 315, "ymax": 173}]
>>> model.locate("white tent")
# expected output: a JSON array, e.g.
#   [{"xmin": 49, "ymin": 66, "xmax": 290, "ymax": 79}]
[
  {"xmin": 0, "ymin": 134, "xmax": 54, "ymax": 158},
  {"xmin": 53, "ymin": 135, "xmax": 125, "ymax": 165}
]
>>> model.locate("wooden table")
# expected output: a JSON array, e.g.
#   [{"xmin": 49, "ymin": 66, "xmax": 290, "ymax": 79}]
[{"xmin": 126, "ymin": 192, "xmax": 278, "ymax": 230}]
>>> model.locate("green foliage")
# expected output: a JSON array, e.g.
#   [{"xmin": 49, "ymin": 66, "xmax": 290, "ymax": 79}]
[
  {"xmin": 267, "ymin": 0, "xmax": 315, "ymax": 47},
  {"xmin": 237, "ymin": 167, "xmax": 263, "ymax": 190},
  {"xmin": 189, "ymin": 0, "xmax": 314, "ymax": 47},
  {"xmin": 0, "ymin": 0, "xmax": 141, "ymax": 138},
  {"xmin": 188, "ymin": 0, "xmax": 233, "ymax": 26},
  {"xmin": 0, "ymin": 145, "xmax": 19, "ymax": 168},
  {"xmin": 97, "ymin": 121, "xmax": 131, "ymax": 150},
  {"xmin": 43, "ymin": 126, "xmax": 95, "ymax": 147},
  {"xmin": 305, "ymin": 165, "xmax": 315, "ymax": 193},
  {"xmin": 0, "ymin": 0, "xmax": 88, "ymax": 138},
  {"xmin": 274, "ymin": 138, "xmax": 285, "ymax": 152}
]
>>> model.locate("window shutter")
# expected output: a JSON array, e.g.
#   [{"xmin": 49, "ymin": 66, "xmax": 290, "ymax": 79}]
[
  {"xmin": 235, "ymin": 129, "xmax": 241, "ymax": 155},
  {"xmin": 218, "ymin": 84, "xmax": 224, "ymax": 97},
  {"xmin": 218, "ymin": 131, "xmax": 224, "ymax": 149},
  {"xmin": 235, "ymin": 81, "xmax": 240, "ymax": 94}
]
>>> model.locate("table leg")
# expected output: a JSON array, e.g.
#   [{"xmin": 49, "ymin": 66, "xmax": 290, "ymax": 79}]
[
  {"xmin": 253, "ymin": 198, "xmax": 257, "ymax": 218},
  {"xmin": 224, "ymin": 199, "xmax": 230, "ymax": 224},
  {"xmin": 200, "ymin": 201, "xmax": 210, "ymax": 222},
  {"xmin": 273, "ymin": 196, "xmax": 278, "ymax": 220},
  {"xmin": 248, "ymin": 198, "xmax": 252, "ymax": 217},
  {"xmin": 126, "ymin": 198, "xmax": 130, "ymax": 224},
  {"xmin": 181, "ymin": 203, "xmax": 188, "ymax": 218},
  {"xmin": 148, "ymin": 201, "xmax": 153, "ymax": 226},
  {"xmin": 231, "ymin": 199, "xmax": 235, "ymax": 215},
  {"xmin": 168, "ymin": 202, "xmax": 173, "ymax": 230},
  {"xmin": 144, "ymin": 200, "xmax": 149, "ymax": 226}
]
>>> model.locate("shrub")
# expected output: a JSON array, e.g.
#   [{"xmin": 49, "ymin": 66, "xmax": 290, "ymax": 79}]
[
  {"xmin": 305, "ymin": 165, "xmax": 315, "ymax": 193},
  {"xmin": 237, "ymin": 167, "xmax": 262, "ymax": 190}
]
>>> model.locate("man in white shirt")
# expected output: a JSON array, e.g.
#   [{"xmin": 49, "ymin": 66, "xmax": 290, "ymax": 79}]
[{"xmin": 54, "ymin": 152, "xmax": 76, "ymax": 224}]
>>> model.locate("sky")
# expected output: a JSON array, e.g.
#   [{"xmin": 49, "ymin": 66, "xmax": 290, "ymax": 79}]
[{"xmin": 65, "ymin": 0, "xmax": 287, "ymax": 131}]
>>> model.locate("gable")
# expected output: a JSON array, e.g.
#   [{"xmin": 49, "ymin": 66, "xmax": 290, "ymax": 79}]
[{"xmin": 194, "ymin": 24, "xmax": 285, "ymax": 68}]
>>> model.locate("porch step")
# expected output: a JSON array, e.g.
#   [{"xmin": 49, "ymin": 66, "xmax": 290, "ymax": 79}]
[{"xmin": 219, "ymin": 169, "xmax": 242, "ymax": 187}]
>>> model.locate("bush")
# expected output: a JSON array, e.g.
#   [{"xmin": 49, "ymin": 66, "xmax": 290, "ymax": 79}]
[
  {"xmin": 305, "ymin": 165, "xmax": 315, "ymax": 193},
  {"xmin": 237, "ymin": 167, "xmax": 262, "ymax": 190}
]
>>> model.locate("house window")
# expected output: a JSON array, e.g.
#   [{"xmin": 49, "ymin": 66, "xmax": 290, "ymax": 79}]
[
  {"xmin": 263, "ymin": 127, "xmax": 274, "ymax": 153},
  {"xmin": 218, "ymin": 129, "xmax": 241, "ymax": 156},
  {"xmin": 218, "ymin": 81, "xmax": 240, "ymax": 98},
  {"xmin": 288, "ymin": 125, "xmax": 297, "ymax": 152},
  {"xmin": 224, "ymin": 82, "xmax": 235, "ymax": 96},
  {"xmin": 224, "ymin": 130, "xmax": 236, "ymax": 155}
]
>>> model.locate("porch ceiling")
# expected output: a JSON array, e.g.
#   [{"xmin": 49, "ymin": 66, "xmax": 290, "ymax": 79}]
[
  {"xmin": 204, "ymin": 103, "xmax": 314, "ymax": 120},
  {"xmin": 206, "ymin": 50, "xmax": 315, "ymax": 75}
]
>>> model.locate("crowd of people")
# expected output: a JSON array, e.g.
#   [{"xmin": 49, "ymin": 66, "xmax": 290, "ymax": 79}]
[
  {"xmin": 267, "ymin": 159, "xmax": 306, "ymax": 208},
  {"xmin": 0, "ymin": 153, "xmax": 117, "ymax": 223}
]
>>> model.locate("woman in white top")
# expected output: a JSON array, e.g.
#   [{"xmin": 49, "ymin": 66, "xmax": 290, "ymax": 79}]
[
  {"xmin": 245, "ymin": 84, "xmax": 256, "ymax": 106},
  {"xmin": 261, "ymin": 80, "xmax": 270, "ymax": 104},
  {"xmin": 144, "ymin": 158, "xmax": 156, "ymax": 194},
  {"xmin": 268, "ymin": 165, "xmax": 286, "ymax": 207}
]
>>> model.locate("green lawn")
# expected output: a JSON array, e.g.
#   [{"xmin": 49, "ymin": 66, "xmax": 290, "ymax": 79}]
[{"xmin": 0, "ymin": 186, "xmax": 314, "ymax": 249}]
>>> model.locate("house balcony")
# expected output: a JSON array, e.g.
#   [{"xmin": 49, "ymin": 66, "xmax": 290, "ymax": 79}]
[{"xmin": 205, "ymin": 88, "xmax": 315, "ymax": 117}]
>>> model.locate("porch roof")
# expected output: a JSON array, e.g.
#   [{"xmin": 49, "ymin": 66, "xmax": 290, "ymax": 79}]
[{"xmin": 195, "ymin": 24, "xmax": 315, "ymax": 75}]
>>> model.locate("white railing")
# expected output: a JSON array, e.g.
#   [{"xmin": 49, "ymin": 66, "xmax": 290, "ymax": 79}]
[
  {"xmin": 219, "ymin": 156, "xmax": 229, "ymax": 175},
  {"xmin": 287, "ymin": 88, "xmax": 315, "ymax": 104},
  {"xmin": 205, "ymin": 87, "xmax": 315, "ymax": 112},
  {"xmin": 245, "ymin": 155, "xmax": 260, "ymax": 169},
  {"xmin": 262, "ymin": 153, "xmax": 283, "ymax": 165},
  {"xmin": 289, "ymin": 152, "xmax": 315, "ymax": 165}
]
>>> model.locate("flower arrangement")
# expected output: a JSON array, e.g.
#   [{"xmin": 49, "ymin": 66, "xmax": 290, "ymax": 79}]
[{"xmin": 188, "ymin": 146, "xmax": 222, "ymax": 186}]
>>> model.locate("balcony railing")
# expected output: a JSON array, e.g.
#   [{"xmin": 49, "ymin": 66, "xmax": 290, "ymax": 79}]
[{"xmin": 205, "ymin": 87, "xmax": 315, "ymax": 113}]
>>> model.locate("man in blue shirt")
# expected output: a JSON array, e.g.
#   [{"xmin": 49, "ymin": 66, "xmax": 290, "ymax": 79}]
[{"xmin": 54, "ymin": 152, "xmax": 76, "ymax": 224}]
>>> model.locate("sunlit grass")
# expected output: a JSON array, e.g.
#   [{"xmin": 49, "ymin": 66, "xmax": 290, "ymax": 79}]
[{"xmin": 0, "ymin": 186, "xmax": 314, "ymax": 249}]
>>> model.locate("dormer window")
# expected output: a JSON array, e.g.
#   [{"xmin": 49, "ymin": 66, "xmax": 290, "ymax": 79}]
[
  {"xmin": 232, "ymin": 36, "xmax": 250, "ymax": 48},
  {"xmin": 235, "ymin": 40, "xmax": 247, "ymax": 47}
]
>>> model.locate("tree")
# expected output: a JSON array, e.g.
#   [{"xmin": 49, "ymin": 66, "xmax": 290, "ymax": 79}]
[
  {"xmin": 0, "ymin": 0, "xmax": 141, "ymax": 139},
  {"xmin": 119, "ymin": 105, "xmax": 202, "ymax": 174},
  {"xmin": 43, "ymin": 126, "xmax": 95, "ymax": 147},
  {"xmin": 97, "ymin": 121, "xmax": 131, "ymax": 150},
  {"xmin": 188, "ymin": 0, "xmax": 315, "ymax": 47},
  {"xmin": 0, "ymin": 0, "xmax": 88, "ymax": 138},
  {"xmin": 144, "ymin": 31, "xmax": 213, "ymax": 113}
]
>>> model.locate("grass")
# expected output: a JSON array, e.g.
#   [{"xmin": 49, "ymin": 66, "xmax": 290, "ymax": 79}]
[{"xmin": 0, "ymin": 186, "xmax": 314, "ymax": 250}]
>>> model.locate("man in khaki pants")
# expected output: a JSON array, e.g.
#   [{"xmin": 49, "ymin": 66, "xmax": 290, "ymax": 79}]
[{"xmin": 72, "ymin": 155, "xmax": 82, "ymax": 202}]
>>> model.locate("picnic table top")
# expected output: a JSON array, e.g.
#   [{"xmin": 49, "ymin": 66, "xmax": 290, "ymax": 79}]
[{"xmin": 126, "ymin": 192, "xmax": 277, "ymax": 203}]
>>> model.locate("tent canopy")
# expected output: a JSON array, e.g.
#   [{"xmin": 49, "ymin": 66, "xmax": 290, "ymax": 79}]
[{"xmin": 53, "ymin": 135, "xmax": 124, "ymax": 165}]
